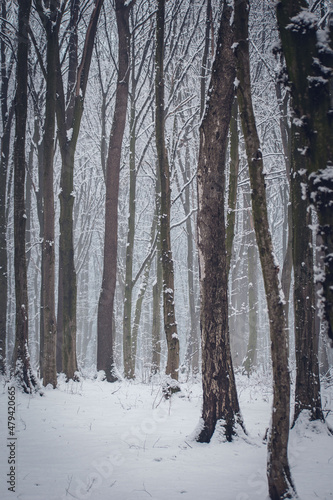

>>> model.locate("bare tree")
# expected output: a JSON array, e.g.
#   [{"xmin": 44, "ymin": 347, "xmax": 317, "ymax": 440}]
[
  {"xmin": 55, "ymin": 0, "xmax": 104, "ymax": 379},
  {"xmin": 0, "ymin": 0, "xmax": 14, "ymax": 374},
  {"xmin": 34, "ymin": 0, "xmax": 64, "ymax": 388},
  {"xmin": 97, "ymin": 0, "xmax": 135, "ymax": 382},
  {"xmin": 234, "ymin": 1, "xmax": 296, "ymax": 497},
  {"xmin": 276, "ymin": 0, "xmax": 333, "ymax": 341},
  {"xmin": 197, "ymin": 2, "xmax": 243, "ymax": 443},
  {"xmin": 155, "ymin": 0, "xmax": 180, "ymax": 385},
  {"xmin": 12, "ymin": 0, "xmax": 38, "ymax": 392}
]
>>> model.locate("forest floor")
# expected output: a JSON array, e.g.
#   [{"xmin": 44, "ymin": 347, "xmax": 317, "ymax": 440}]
[{"xmin": 0, "ymin": 369, "xmax": 332, "ymax": 500}]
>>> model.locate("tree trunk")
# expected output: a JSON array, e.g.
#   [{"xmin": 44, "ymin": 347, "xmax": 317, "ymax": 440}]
[
  {"xmin": 291, "ymin": 124, "xmax": 323, "ymax": 423},
  {"xmin": 197, "ymin": 2, "xmax": 242, "ymax": 443},
  {"xmin": 38, "ymin": 9, "xmax": 59, "ymax": 388},
  {"xmin": 123, "ymin": 64, "xmax": 137, "ymax": 379},
  {"xmin": 55, "ymin": 0, "xmax": 104, "ymax": 379},
  {"xmin": 13, "ymin": 0, "xmax": 37, "ymax": 392},
  {"xmin": 200, "ymin": 0, "xmax": 212, "ymax": 119},
  {"xmin": 0, "ymin": 0, "xmax": 12, "ymax": 374},
  {"xmin": 97, "ymin": 0, "xmax": 132, "ymax": 382},
  {"xmin": 276, "ymin": 0, "xmax": 333, "ymax": 341},
  {"xmin": 243, "ymin": 202, "xmax": 258, "ymax": 376},
  {"xmin": 234, "ymin": 1, "xmax": 296, "ymax": 498},
  {"xmin": 226, "ymin": 97, "xmax": 240, "ymax": 275},
  {"xmin": 152, "ymin": 179, "xmax": 162, "ymax": 376},
  {"xmin": 155, "ymin": 0, "xmax": 179, "ymax": 384}
]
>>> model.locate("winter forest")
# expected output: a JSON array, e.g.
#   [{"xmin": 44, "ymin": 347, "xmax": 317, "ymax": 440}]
[{"xmin": 0, "ymin": 0, "xmax": 333, "ymax": 499}]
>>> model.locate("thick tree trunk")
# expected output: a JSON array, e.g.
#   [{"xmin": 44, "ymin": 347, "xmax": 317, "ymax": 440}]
[
  {"xmin": 291, "ymin": 124, "xmax": 323, "ymax": 423},
  {"xmin": 97, "ymin": 0, "xmax": 132, "ymax": 382},
  {"xmin": 197, "ymin": 3, "xmax": 242, "ymax": 443},
  {"xmin": 13, "ymin": 0, "xmax": 37, "ymax": 392},
  {"xmin": 235, "ymin": 2, "xmax": 295, "ymax": 498},
  {"xmin": 0, "ymin": 0, "xmax": 12, "ymax": 374},
  {"xmin": 155, "ymin": 0, "xmax": 179, "ymax": 384},
  {"xmin": 40, "ymin": 20, "xmax": 58, "ymax": 388},
  {"xmin": 276, "ymin": 0, "xmax": 333, "ymax": 341}
]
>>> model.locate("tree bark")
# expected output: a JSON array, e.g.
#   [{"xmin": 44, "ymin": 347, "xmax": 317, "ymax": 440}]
[
  {"xmin": 0, "ymin": 0, "xmax": 12, "ymax": 374},
  {"xmin": 197, "ymin": 2, "xmax": 242, "ymax": 443},
  {"xmin": 235, "ymin": 1, "xmax": 296, "ymax": 498},
  {"xmin": 291, "ymin": 124, "xmax": 323, "ymax": 423},
  {"xmin": 276, "ymin": 0, "xmax": 333, "ymax": 341},
  {"xmin": 155, "ymin": 0, "xmax": 179, "ymax": 384},
  {"xmin": 97, "ymin": 0, "xmax": 133, "ymax": 382},
  {"xmin": 56, "ymin": 0, "xmax": 104, "ymax": 379},
  {"xmin": 13, "ymin": 0, "xmax": 37, "ymax": 392},
  {"xmin": 34, "ymin": 1, "xmax": 61, "ymax": 388}
]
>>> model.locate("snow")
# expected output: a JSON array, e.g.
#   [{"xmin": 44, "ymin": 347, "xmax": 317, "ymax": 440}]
[
  {"xmin": 0, "ymin": 373, "xmax": 332, "ymax": 500},
  {"xmin": 286, "ymin": 11, "xmax": 317, "ymax": 33}
]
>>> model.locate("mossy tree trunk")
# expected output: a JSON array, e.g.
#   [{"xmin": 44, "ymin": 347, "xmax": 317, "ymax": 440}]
[
  {"xmin": 155, "ymin": 0, "xmax": 179, "ymax": 383},
  {"xmin": 276, "ymin": 0, "xmax": 333, "ymax": 341},
  {"xmin": 97, "ymin": 0, "xmax": 134, "ymax": 381},
  {"xmin": 234, "ymin": 1, "xmax": 296, "ymax": 498},
  {"xmin": 197, "ymin": 2, "xmax": 242, "ymax": 443},
  {"xmin": 13, "ymin": 0, "xmax": 37, "ymax": 392}
]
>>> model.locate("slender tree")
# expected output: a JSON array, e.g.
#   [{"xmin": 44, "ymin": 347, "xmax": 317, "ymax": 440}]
[
  {"xmin": 12, "ymin": 0, "xmax": 37, "ymax": 392},
  {"xmin": 0, "ymin": 0, "xmax": 14, "ymax": 374},
  {"xmin": 196, "ymin": 2, "xmax": 243, "ymax": 443},
  {"xmin": 155, "ymin": 0, "xmax": 180, "ymax": 384},
  {"xmin": 55, "ymin": 0, "xmax": 104, "ymax": 379},
  {"xmin": 34, "ymin": 0, "xmax": 63, "ymax": 388},
  {"xmin": 97, "ymin": 0, "xmax": 135, "ymax": 382},
  {"xmin": 234, "ymin": 1, "xmax": 296, "ymax": 497}
]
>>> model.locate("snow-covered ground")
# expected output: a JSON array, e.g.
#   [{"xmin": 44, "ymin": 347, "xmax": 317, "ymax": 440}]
[{"xmin": 0, "ymin": 371, "xmax": 332, "ymax": 500}]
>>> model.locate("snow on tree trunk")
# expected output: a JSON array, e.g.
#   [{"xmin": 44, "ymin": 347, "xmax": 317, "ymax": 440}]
[
  {"xmin": 155, "ymin": 0, "xmax": 180, "ymax": 385},
  {"xmin": 197, "ymin": 2, "xmax": 243, "ymax": 443},
  {"xmin": 234, "ymin": 1, "xmax": 296, "ymax": 498},
  {"xmin": 13, "ymin": 0, "xmax": 37, "ymax": 393}
]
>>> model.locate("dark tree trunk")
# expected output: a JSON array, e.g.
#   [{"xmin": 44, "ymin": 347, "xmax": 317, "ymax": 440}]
[
  {"xmin": 234, "ymin": 1, "xmax": 296, "ymax": 498},
  {"xmin": 0, "ymin": 0, "xmax": 12, "ymax": 374},
  {"xmin": 197, "ymin": 3, "xmax": 242, "ymax": 443},
  {"xmin": 155, "ymin": 0, "xmax": 179, "ymax": 384},
  {"xmin": 200, "ymin": 0, "xmax": 212, "ymax": 119},
  {"xmin": 55, "ymin": 0, "xmax": 104, "ymax": 379},
  {"xmin": 13, "ymin": 0, "xmax": 37, "ymax": 392},
  {"xmin": 276, "ymin": 0, "xmax": 333, "ymax": 341},
  {"xmin": 97, "ymin": 0, "xmax": 133, "ymax": 382},
  {"xmin": 34, "ymin": 1, "xmax": 61, "ymax": 388},
  {"xmin": 291, "ymin": 124, "xmax": 323, "ymax": 423}
]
